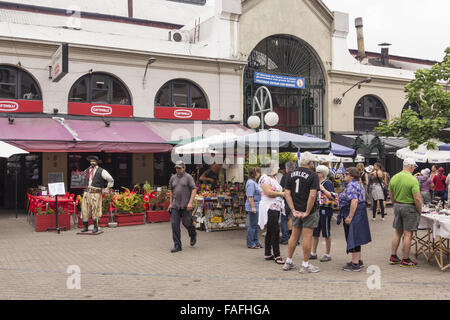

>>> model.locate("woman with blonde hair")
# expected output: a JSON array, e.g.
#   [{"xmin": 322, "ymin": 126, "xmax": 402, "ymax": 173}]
[{"xmin": 258, "ymin": 160, "xmax": 286, "ymax": 264}]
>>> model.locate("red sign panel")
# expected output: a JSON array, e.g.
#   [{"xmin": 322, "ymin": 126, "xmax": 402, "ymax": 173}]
[
  {"xmin": 0, "ymin": 99, "xmax": 43, "ymax": 113},
  {"xmin": 154, "ymin": 107, "xmax": 210, "ymax": 120},
  {"xmin": 68, "ymin": 102, "xmax": 133, "ymax": 118}
]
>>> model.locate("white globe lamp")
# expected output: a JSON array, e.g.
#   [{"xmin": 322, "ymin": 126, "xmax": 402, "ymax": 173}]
[
  {"xmin": 247, "ymin": 115, "xmax": 261, "ymax": 129},
  {"xmin": 264, "ymin": 111, "xmax": 279, "ymax": 127}
]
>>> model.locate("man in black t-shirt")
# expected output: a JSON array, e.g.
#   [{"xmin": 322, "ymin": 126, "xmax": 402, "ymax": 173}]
[{"xmin": 282, "ymin": 152, "xmax": 321, "ymax": 274}]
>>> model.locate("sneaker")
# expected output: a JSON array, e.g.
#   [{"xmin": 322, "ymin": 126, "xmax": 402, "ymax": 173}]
[
  {"xmin": 309, "ymin": 253, "xmax": 318, "ymax": 260},
  {"xmin": 343, "ymin": 263, "xmax": 362, "ymax": 272},
  {"xmin": 389, "ymin": 255, "xmax": 401, "ymax": 265},
  {"xmin": 346, "ymin": 260, "xmax": 364, "ymax": 267},
  {"xmin": 381, "ymin": 218, "xmax": 385, "ymax": 221},
  {"xmin": 400, "ymin": 258, "xmax": 418, "ymax": 267},
  {"xmin": 372, "ymin": 218, "xmax": 376, "ymax": 221},
  {"xmin": 190, "ymin": 234, "xmax": 197, "ymax": 247},
  {"xmin": 170, "ymin": 246, "xmax": 182, "ymax": 253},
  {"xmin": 282, "ymin": 261, "xmax": 297, "ymax": 271},
  {"xmin": 320, "ymin": 255, "xmax": 332, "ymax": 262},
  {"xmin": 299, "ymin": 264, "xmax": 320, "ymax": 274},
  {"xmin": 280, "ymin": 240, "xmax": 289, "ymax": 245}
]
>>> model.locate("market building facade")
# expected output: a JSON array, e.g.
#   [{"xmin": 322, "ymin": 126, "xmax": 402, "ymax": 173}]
[{"xmin": 0, "ymin": 0, "xmax": 442, "ymax": 209}]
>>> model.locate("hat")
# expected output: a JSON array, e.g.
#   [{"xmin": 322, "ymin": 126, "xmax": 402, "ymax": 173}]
[
  {"xmin": 438, "ymin": 167, "xmax": 445, "ymax": 173},
  {"xmin": 365, "ymin": 165, "xmax": 374, "ymax": 173},
  {"xmin": 87, "ymin": 155, "xmax": 102, "ymax": 163},
  {"xmin": 175, "ymin": 160, "xmax": 185, "ymax": 168},
  {"xmin": 403, "ymin": 158, "xmax": 418, "ymax": 168}
]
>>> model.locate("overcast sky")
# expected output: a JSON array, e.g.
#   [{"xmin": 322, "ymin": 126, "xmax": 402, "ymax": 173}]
[{"xmin": 321, "ymin": 0, "xmax": 450, "ymax": 62}]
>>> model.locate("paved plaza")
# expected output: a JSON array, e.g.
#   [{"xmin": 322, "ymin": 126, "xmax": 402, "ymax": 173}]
[{"xmin": 0, "ymin": 208, "xmax": 449, "ymax": 300}]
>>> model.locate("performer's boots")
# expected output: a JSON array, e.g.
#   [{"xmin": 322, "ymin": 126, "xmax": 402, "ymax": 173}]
[
  {"xmin": 93, "ymin": 220, "xmax": 99, "ymax": 233},
  {"xmin": 81, "ymin": 221, "xmax": 89, "ymax": 232}
]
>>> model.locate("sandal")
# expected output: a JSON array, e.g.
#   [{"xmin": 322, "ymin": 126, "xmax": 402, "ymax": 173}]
[
  {"xmin": 264, "ymin": 255, "xmax": 274, "ymax": 260},
  {"xmin": 274, "ymin": 257, "xmax": 285, "ymax": 264}
]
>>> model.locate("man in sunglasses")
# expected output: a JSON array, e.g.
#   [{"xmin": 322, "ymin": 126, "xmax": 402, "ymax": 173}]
[{"xmin": 168, "ymin": 161, "xmax": 198, "ymax": 253}]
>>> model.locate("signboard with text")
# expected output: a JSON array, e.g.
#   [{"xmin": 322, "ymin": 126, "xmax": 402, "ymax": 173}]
[
  {"xmin": 68, "ymin": 102, "xmax": 133, "ymax": 118},
  {"xmin": 154, "ymin": 107, "xmax": 210, "ymax": 120},
  {"xmin": 0, "ymin": 99, "xmax": 43, "ymax": 113},
  {"xmin": 51, "ymin": 43, "xmax": 69, "ymax": 82},
  {"xmin": 254, "ymin": 72, "xmax": 305, "ymax": 89},
  {"xmin": 70, "ymin": 171, "xmax": 88, "ymax": 189}
]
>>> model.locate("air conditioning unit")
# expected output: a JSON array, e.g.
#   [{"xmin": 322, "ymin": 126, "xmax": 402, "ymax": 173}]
[{"xmin": 169, "ymin": 30, "xmax": 191, "ymax": 42}]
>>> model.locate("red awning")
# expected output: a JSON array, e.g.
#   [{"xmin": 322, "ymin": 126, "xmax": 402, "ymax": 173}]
[{"xmin": 0, "ymin": 118, "xmax": 172, "ymax": 153}]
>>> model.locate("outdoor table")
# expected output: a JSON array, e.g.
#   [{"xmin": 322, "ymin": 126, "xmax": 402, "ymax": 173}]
[
  {"xmin": 34, "ymin": 195, "xmax": 74, "ymax": 212},
  {"xmin": 415, "ymin": 213, "xmax": 450, "ymax": 271}
]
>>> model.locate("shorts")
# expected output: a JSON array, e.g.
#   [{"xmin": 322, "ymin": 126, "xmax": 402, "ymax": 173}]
[
  {"xmin": 393, "ymin": 203, "xmax": 420, "ymax": 231},
  {"xmin": 313, "ymin": 212, "xmax": 332, "ymax": 238},
  {"xmin": 292, "ymin": 209, "xmax": 319, "ymax": 229}
]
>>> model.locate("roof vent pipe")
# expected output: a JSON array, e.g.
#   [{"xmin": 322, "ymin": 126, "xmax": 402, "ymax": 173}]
[
  {"xmin": 379, "ymin": 42, "xmax": 391, "ymax": 67},
  {"xmin": 355, "ymin": 17, "xmax": 367, "ymax": 62}
]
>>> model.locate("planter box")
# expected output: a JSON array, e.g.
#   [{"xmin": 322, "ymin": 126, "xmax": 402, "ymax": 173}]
[
  {"xmin": 146, "ymin": 210, "xmax": 170, "ymax": 223},
  {"xmin": 114, "ymin": 212, "xmax": 145, "ymax": 227},
  {"xmin": 77, "ymin": 215, "xmax": 110, "ymax": 228},
  {"xmin": 35, "ymin": 214, "xmax": 71, "ymax": 232}
]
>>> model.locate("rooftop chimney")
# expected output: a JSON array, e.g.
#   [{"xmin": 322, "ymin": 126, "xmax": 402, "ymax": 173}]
[
  {"xmin": 378, "ymin": 42, "xmax": 391, "ymax": 67},
  {"xmin": 355, "ymin": 17, "xmax": 367, "ymax": 63}
]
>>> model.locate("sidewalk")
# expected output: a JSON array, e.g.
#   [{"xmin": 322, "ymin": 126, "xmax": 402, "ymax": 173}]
[{"xmin": 0, "ymin": 208, "xmax": 449, "ymax": 300}]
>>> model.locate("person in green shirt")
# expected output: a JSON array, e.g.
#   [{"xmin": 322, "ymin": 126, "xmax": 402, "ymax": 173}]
[{"xmin": 388, "ymin": 158, "xmax": 422, "ymax": 267}]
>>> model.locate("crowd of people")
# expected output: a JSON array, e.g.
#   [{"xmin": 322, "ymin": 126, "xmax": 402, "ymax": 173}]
[{"xmin": 243, "ymin": 153, "xmax": 449, "ymax": 272}]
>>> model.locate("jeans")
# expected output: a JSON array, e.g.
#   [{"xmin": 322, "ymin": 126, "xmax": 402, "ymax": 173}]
[
  {"xmin": 170, "ymin": 208, "xmax": 197, "ymax": 248},
  {"xmin": 280, "ymin": 212, "xmax": 290, "ymax": 243},
  {"xmin": 372, "ymin": 199, "xmax": 385, "ymax": 219},
  {"xmin": 246, "ymin": 211, "xmax": 260, "ymax": 247},
  {"xmin": 265, "ymin": 209, "xmax": 281, "ymax": 257}
]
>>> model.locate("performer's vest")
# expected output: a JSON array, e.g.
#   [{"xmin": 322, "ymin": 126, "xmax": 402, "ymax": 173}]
[{"xmin": 86, "ymin": 167, "xmax": 105, "ymax": 188}]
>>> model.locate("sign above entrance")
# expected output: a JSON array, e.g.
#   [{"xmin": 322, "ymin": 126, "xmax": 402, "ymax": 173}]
[
  {"xmin": 68, "ymin": 102, "xmax": 133, "ymax": 118},
  {"xmin": 154, "ymin": 106, "xmax": 210, "ymax": 121},
  {"xmin": 0, "ymin": 100, "xmax": 43, "ymax": 113},
  {"xmin": 254, "ymin": 72, "xmax": 305, "ymax": 89}
]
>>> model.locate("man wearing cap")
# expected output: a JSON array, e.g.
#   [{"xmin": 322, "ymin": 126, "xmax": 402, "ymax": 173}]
[
  {"xmin": 432, "ymin": 167, "xmax": 447, "ymax": 202},
  {"xmin": 168, "ymin": 161, "xmax": 198, "ymax": 253},
  {"xmin": 81, "ymin": 155, "xmax": 114, "ymax": 233},
  {"xmin": 388, "ymin": 158, "xmax": 422, "ymax": 267}
]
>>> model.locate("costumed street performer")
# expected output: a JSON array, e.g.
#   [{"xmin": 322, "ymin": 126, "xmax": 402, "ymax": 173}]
[{"xmin": 81, "ymin": 155, "xmax": 114, "ymax": 233}]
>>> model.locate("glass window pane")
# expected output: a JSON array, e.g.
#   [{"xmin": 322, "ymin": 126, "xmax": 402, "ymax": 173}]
[
  {"xmin": 0, "ymin": 67, "xmax": 16, "ymax": 84},
  {"xmin": 91, "ymin": 75, "xmax": 110, "ymax": 91},
  {"xmin": 155, "ymin": 83, "xmax": 170, "ymax": 107},
  {"xmin": 172, "ymin": 82, "xmax": 188, "ymax": 107},
  {"xmin": 20, "ymin": 72, "xmax": 41, "ymax": 100},
  {"xmin": 92, "ymin": 89, "xmax": 109, "ymax": 104},
  {"xmin": 69, "ymin": 78, "xmax": 88, "ymax": 102},
  {"xmin": 112, "ymin": 80, "xmax": 130, "ymax": 105},
  {"xmin": 190, "ymin": 85, "xmax": 206, "ymax": 108},
  {"xmin": 0, "ymin": 84, "xmax": 16, "ymax": 99}
]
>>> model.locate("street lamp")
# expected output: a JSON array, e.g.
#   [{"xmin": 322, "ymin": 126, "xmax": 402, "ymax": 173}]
[
  {"xmin": 143, "ymin": 57, "xmax": 157, "ymax": 85},
  {"xmin": 333, "ymin": 77, "xmax": 372, "ymax": 104},
  {"xmin": 247, "ymin": 86, "xmax": 279, "ymax": 130}
]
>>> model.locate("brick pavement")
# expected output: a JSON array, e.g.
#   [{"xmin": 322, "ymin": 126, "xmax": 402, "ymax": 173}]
[{"xmin": 0, "ymin": 208, "xmax": 449, "ymax": 300}]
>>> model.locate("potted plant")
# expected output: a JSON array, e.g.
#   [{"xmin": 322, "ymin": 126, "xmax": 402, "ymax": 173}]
[
  {"xmin": 146, "ymin": 187, "xmax": 171, "ymax": 223},
  {"xmin": 113, "ymin": 188, "xmax": 146, "ymax": 226},
  {"xmin": 35, "ymin": 207, "xmax": 71, "ymax": 232},
  {"xmin": 76, "ymin": 193, "xmax": 113, "ymax": 228}
]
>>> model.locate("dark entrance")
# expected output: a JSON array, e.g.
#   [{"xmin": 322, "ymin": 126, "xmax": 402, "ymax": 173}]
[
  {"xmin": 244, "ymin": 35, "xmax": 326, "ymax": 137},
  {"xmin": 0, "ymin": 153, "xmax": 42, "ymax": 211}
]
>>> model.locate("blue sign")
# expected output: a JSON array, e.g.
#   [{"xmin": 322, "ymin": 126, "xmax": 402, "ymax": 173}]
[{"xmin": 254, "ymin": 72, "xmax": 305, "ymax": 89}]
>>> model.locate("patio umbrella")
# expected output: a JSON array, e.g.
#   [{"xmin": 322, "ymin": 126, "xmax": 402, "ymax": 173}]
[
  {"xmin": 210, "ymin": 129, "xmax": 330, "ymax": 153},
  {"xmin": 303, "ymin": 133, "xmax": 356, "ymax": 157},
  {"xmin": 396, "ymin": 142, "xmax": 450, "ymax": 163},
  {"xmin": 174, "ymin": 132, "xmax": 239, "ymax": 154},
  {"xmin": 0, "ymin": 141, "xmax": 29, "ymax": 158}
]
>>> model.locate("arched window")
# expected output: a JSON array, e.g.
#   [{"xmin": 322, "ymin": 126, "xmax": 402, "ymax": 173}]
[
  {"xmin": 354, "ymin": 95, "xmax": 387, "ymax": 132},
  {"xmin": 155, "ymin": 79, "xmax": 208, "ymax": 109},
  {"xmin": 402, "ymin": 101, "xmax": 421, "ymax": 118},
  {"xmin": 0, "ymin": 66, "xmax": 41, "ymax": 100},
  {"xmin": 69, "ymin": 73, "xmax": 131, "ymax": 105}
]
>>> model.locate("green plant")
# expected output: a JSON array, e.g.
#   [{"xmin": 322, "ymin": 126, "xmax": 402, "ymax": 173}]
[
  {"xmin": 36, "ymin": 207, "xmax": 64, "ymax": 215},
  {"xmin": 112, "ymin": 188, "xmax": 145, "ymax": 214}
]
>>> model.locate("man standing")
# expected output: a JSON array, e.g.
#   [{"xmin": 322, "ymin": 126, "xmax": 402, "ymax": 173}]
[
  {"xmin": 81, "ymin": 155, "xmax": 114, "ymax": 234},
  {"xmin": 168, "ymin": 161, "xmax": 198, "ymax": 253},
  {"xmin": 388, "ymin": 158, "xmax": 422, "ymax": 267},
  {"xmin": 280, "ymin": 161, "xmax": 296, "ymax": 245},
  {"xmin": 282, "ymin": 152, "xmax": 321, "ymax": 273}
]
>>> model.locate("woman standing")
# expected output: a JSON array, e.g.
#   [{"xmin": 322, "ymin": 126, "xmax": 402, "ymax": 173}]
[
  {"xmin": 369, "ymin": 163, "xmax": 386, "ymax": 221},
  {"xmin": 245, "ymin": 167, "xmax": 262, "ymax": 249},
  {"xmin": 356, "ymin": 162, "xmax": 369, "ymax": 205},
  {"xmin": 258, "ymin": 161, "xmax": 286, "ymax": 264},
  {"xmin": 338, "ymin": 167, "xmax": 372, "ymax": 272},
  {"xmin": 417, "ymin": 169, "xmax": 433, "ymax": 205}
]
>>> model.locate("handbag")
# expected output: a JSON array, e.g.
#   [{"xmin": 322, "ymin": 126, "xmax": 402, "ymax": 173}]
[
  {"xmin": 318, "ymin": 180, "xmax": 337, "ymax": 207},
  {"xmin": 376, "ymin": 173, "xmax": 388, "ymax": 201}
]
